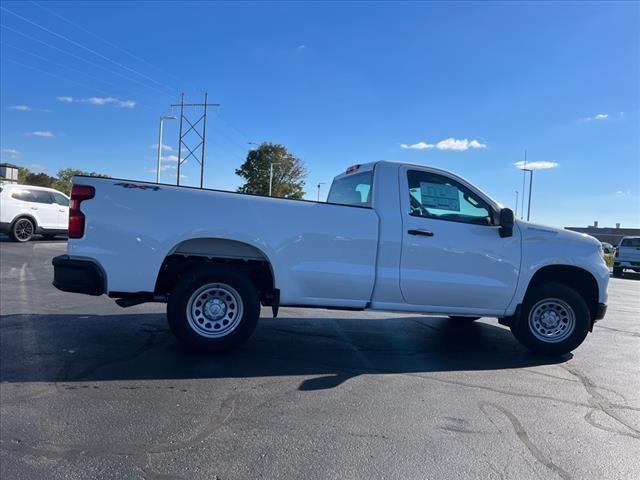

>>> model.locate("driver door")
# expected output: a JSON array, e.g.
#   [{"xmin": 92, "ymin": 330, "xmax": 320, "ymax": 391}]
[{"xmin": 399, "ymin": 167, "xmax": 521, "ymax": 314}]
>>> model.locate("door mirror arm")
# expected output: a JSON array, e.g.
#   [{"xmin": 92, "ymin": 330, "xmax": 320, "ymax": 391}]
[{"xmin": 499, "ymin": 208, "xmax": 514, "ymax": 238}]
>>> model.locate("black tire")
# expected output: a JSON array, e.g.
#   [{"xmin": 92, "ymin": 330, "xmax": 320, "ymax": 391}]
[
  {"xmin": 167, "ymin": 265, "xmax": 260, "ymax": 352},
  {"xmin": 510, "ymin": 282, "xmax": 590, "ymax": 355},
  {"xmin": 612, "ymin": 267, "xmax": 623, "ymax": 277},
  {"xmin": 448, "ymin": 316, "xmax": 482, "ymax": 322},
  {"xmin": 9, "ymin": 217, "xmax": 34, "ymax": 242}
]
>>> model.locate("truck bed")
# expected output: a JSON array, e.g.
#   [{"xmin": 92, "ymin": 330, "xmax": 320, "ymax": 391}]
[{"xmin": 68, "ymin": 177, "xmax": 380, "ymax": 308}]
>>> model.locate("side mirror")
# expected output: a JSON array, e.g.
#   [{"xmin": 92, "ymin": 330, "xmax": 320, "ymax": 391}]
[{"xmin": 499, "ymin": 208, "xmax": 514, "ymax": 238}]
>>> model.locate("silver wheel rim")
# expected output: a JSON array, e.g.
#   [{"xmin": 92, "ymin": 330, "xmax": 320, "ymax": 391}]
[
  {"xmin": 186, "ymin": 283, "xmax": 243, "ymax": 338},
  {"xmin": 528, "ymin": 298, "xmax": 576, "ymax": 343},
  {"xmin": 14, "ymin": 219, "xmax": 33, "ymax": 241}
]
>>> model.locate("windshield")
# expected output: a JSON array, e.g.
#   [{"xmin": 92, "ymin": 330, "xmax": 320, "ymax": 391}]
[
  {"xmin": 327, "ymin": 171, "xmax": 373, "ymax": 207},
  {"xmin": 620, "ymin": 238, "xmax": 640, "ymax": 247}
]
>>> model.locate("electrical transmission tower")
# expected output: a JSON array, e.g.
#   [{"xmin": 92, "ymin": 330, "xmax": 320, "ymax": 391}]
[{"xmin": 170, "ymin": 92, "xmax": 220, "ymax": 188}]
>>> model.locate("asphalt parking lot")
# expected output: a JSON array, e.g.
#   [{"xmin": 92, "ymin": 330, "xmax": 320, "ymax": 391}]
[{"xmin": 1, "ymin": 237, "xmax": 639, "ymax": 480}]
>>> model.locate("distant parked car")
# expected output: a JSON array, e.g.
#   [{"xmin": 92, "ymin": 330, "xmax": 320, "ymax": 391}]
[
  {"xmin": 601, "ymin": 242, "xmax": 614, "ymax": 255},
  {"xmin": 0, "ymin": 184, "xmax": 69, "ymax": 242},
  {"xmin": 613, "ymin": 236, "xmax": 640, "ymax": 277}
]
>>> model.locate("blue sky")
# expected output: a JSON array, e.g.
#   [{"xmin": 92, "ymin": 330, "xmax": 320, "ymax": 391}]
[{"xmin": 1, "ymin": 1, "xmax": 638, "ymax": 228}]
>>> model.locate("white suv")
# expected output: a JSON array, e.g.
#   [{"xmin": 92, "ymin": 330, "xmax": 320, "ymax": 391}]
[{"xmin": 0, "ymin": 184, "xmax": 69, "ymax": 242}]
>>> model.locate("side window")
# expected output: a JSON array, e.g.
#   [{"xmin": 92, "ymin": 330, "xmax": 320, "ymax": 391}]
[
  {"xmin": 29, "ymin": 190, "xmax": 54, "ymax": 204},
  {"xmin": 407, "ymin": 170, "xmax": 492, "ymax": 225},
  {"xmin": 52, "ymin": 192, "xmax": 69, "ymax": 206},
  {"xmin": 11, "ymin": 190, "xmax": 35, "ymax": 202}
]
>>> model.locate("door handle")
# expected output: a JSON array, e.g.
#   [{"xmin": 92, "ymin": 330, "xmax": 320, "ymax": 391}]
[
  {"xmin": 408, "ymin": 229, "xmax": 434, "ymax": 237},
  {"xmin": 59, "ymin": 209, "xmax": 65, "ymax": 212}
]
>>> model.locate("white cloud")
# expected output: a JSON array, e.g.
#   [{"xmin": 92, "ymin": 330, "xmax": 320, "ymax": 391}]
[
  {"xmin": 401, "ymin": 137, "xmax": 487, "ymax": 151},
  {"xmin": 297, "ymin": 45, "xmax": 306, "ymax": 50},
  {"xmin": 435, "ymin": 138, "xmax": 487, "ymax": 151},
  {"xmin": 162, "ymin": 154, "xmax": 179, "ymax": 162},
  {"xmin": 10, "ymin": 105, "xmax": 31, "ymax": 111},
  {"xmin": 31, "ymin": 130, "xmax": 56, "ymax": 138},
  {"xmin": 581, "ymin": 113, "xmax": 609, "ymax": 122},
  {"xmin": 401, "ymin": 141, "xmax": 434, "ymax": 150},
  {"xmin": 514, "ymin": 160, "xmax": 559, "ymax": 170},
  {"xmin": 1, "ymin": 148, "xmax": 21, "ymax": 159},
  {"xmin": 57, "ymin": 96, "xmax": 137, "ymax": 108},
  {"xmin": 149, "ymin": 143, "xmax": 173, "ymax": 152}
]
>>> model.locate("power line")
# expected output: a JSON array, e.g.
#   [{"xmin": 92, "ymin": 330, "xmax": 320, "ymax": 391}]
[
  {"xmin": 1, "ymin": 41, "xmax": 146, "ymax": 100},
  {"xmin": 0, "ymin": 23, "xmax": 171, "ymax": 96},
  {"xmin": 30, "ymin": 0, "xmax": 194, "ymax": 92},
  {"xmin": 0, "ymin": 56, "xmax": 159, "ymax": 114},
  {"xmin": 1, "ymin": 5, "xmax": 176, "ymax": 93}
]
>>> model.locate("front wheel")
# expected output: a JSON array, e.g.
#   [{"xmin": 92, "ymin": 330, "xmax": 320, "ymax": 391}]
[
  {"xmin": 511, "ymin": 283, "xmax": 590, "ymax": 355},
  {"xmin": 10, "ymin": 218, "xmax": 34, "ymax": 242},
  {"xmin": 167, "ymin": 266, "xmax": 260, "ymax": 352}
]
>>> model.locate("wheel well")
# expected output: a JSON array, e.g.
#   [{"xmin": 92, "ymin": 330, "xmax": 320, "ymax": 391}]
[
  {"xmin": 12, "ymin": 215, "xmax": 38, "ymax": 228},
  {"xmin": 527, "ymin": 265, "xmax": 599, "ymax": 320},
  {"xmin": 154, "ymin": 254, "xmax": 276, "ymax": 306}
]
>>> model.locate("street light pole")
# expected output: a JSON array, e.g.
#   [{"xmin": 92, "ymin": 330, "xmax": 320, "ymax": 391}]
[
  {"xmin": 526, "ymin": 169, "xmax": 533, "ymax": 221},
  {"xmin": 317, "ymin": 182, "xmax": 326, "ymax": 202},
  {"xmin": 269, "ymin": 162, "xmax": 280, "ymax": 197},
  {"xmin": 514, "ymin": 190, "xmax": 519, "ymax": 216},
  {"xmin": 156, "ymin": 115, "xmax": 175, "ymax": 183},
  {"xmin": 521, "ymin": 150, "xmax": 527, "ymax": 219}
]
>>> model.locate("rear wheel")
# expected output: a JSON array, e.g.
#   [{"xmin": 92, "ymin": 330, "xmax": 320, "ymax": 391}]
[
  {"xmin": 167, "ymin": 266, "xmax": 260, "ymax": 352},
  {"xmin": 448, "ymin": 316, "xmax": 481, "ymax": 322},
  {"xmin": 511, "ymin": 282, "xmax": 590, "ymax": 355},
  {"xmin": 10, "ymin": 218, "xmax": 34, "ymax": 242}
]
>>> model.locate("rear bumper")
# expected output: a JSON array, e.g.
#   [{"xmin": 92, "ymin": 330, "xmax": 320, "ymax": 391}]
[
  {"xmin": 52, "ymin": 255, "xmax": 105, "ymax": 296},
  {"xmin": 595, "ymin": 303, "xmax": 607, "ymax": 321}
]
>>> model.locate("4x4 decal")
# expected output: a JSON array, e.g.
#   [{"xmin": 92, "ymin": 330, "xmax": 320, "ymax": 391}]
[{"xmin": 114, "ymin": 182, "xmax": 161, "ymax": 191}]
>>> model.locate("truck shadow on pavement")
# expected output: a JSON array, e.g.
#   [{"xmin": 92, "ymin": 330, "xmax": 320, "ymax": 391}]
[{"xmin": 0, "ymin": 313, "xmax": 570, "ymax": 391}]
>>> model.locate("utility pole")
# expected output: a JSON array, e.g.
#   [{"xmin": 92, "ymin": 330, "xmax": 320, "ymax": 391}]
[
  {"xmin": 156, "ymin": 115, "xmax": 176, "ymax": 183},
  {"xmin": 317, "ymin": 182, "xmax": 326, "ymax": 202},
  {"xmin": 514, "ymin": 190, "xmax": 518, "ymax": 216},
  {"xmin": 171, "ymin": 92, "xmax": 220, "ymax": 188}
]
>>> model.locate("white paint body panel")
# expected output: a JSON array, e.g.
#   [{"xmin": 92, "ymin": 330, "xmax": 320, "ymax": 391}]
[
  {"xmin": 68, "ymin": 180, "xmax": 379, "ymax": 308},
  {"xmin": 65, "ymin": 161, "xmax": 609, "ymax": 316}
]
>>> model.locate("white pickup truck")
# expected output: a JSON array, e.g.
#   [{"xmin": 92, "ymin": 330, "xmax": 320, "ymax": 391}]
[{"xmin": 52, "ymin": 161, "xmax": 609, "ymax": 355}]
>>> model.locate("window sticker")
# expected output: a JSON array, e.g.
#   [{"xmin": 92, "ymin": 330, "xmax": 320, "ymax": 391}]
[{"xmin": 420, "ymin": 182, "xmax": 460, "ymax": 212}]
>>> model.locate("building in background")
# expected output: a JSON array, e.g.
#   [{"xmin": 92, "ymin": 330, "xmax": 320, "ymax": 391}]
[
  {"xmin": 0, "ymin": 163, "xmax": 19, "ymax": 184},
  {"xmin": 566, "ymin": 222, "xmax": 640, "ymax": 245}
]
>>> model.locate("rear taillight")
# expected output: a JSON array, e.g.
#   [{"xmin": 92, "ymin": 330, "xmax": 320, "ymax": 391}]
[{"xmin": 69, "ymin": 185, "xmax": 95, "ymax": 239}]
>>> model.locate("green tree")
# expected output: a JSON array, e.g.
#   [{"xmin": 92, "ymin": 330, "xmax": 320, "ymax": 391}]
[
  {"xmin": 17, "ymin": 167, "xmax": 56, "ymax": 187},
  {"xmin": 53, "ymin": 168, "xmax": 111, "ymax": 195},
  {"xmin": 18, "ymin": 167, "xmax": 32, "ymax": 184},
  {"xmin": 235, "ymin": 143, "xmax": 307, "ymax": 199}
]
